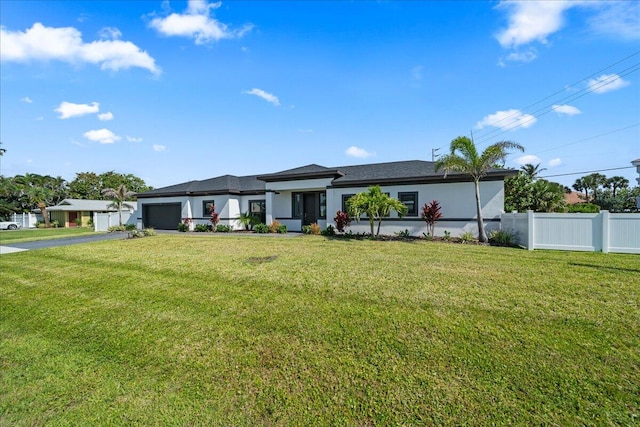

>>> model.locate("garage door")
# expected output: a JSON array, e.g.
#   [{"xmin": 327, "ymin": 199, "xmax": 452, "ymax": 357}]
[{"xmin": 142, "ymin": 203, "xmax": 182, "ymax": 230}]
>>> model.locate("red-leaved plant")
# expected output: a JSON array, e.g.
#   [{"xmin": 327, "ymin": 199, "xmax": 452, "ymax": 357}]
[
  {"xmin": 209, "ymin": 205, "xmax": 220, "ymax": 229},
  {"xmin": 334, "ymin": 210, "xmax": 351, "ymax": 233},
  {"xmin": 421, "ymin": 200, "xmax": 442, "ymax": 237}
]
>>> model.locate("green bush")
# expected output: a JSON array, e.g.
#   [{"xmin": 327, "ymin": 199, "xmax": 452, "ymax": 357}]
[
  {"xmin": 276, "ymin": 225, "xmax": 287, "ymax": 234},
  {"xmin": 394, "ymin": 229, "xmax": 410, "ymax": 238},
  {"xmin": 321, "ymin": 224, "xmax": 336, "ymax": 236},
  {"xmin": 568, "ymin": 203, "xmax": 600, "ymax": 213},
  {"xmin": 302, "ymin": 225, "xmax": 312, "ymax": 235},
  {"xmin": 194, "ymin": 224, "xmax": 212, "ymax": 232},
  {"xmin": 125, "ymin": 224, "xmax": 136, "ymax": 231},
  {"xmin": 489, "ymin": 229, "xmax": 517, "ymax": 247},
  {"xmin": 442, "ymin": 230, "xmax": 451, "ymax": 242},
  {"xmin": 254, "ymin": 223, "xmax": 269, "ymax": 233},
  {"xmin": 74, "ymin": 218, "xmax": 82, "ymax": 227},
  {"xmin": 459, "ymin": 231, "xmax": 475, "ymax": 243},
  {"xmin": 216, "ymin": 225, "xmax": 232, "ymax": 232},
  {"xmin": 143, "ymin": 228, "xmax": 156, "ymax": 236},
  {"xmin": 108, "ymin": 225, "xmax": 126, "ymax": 232},
  {"xmin": 177, "ymin": 223, "xmax": 189, "ymax": 232}
]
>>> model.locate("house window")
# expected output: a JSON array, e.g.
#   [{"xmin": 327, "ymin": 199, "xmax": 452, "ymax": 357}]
[
  {"xmin": 319, "ymin": 192, "xmax": 327, "ymax": 219},
  {"xmin": 203, "ymin": 200, "xmax": 215, "ymax": 216},
  {"xmin": 292, "ymin": 193, "xmax": 303, "ymax": 219},
  {"xmin": 341, "ymin": 194, "xmax": 355, "ymax": 213},
  {"xmin": 398, "ymin": 192, "xmax": 418, "ymax": 216}
]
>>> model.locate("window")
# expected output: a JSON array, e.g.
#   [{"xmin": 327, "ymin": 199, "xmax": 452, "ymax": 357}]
[
  {"xmin": 319, "ymin": 192, "xmax": 327, "ymax": 219},
  {"xmin": 398, "ymin": 192, "xmax": 418, "ymax": 216},
  {"xmin": 203, "ymin": 200, "xmax": 215, "ymax": 216},
  {"xmin": 292, "ymin": 193, "xmax": 303, "ymax": 218},
  {"xmin": 341, "ymin": 194, "xmax": 355, "ymax": 213}
]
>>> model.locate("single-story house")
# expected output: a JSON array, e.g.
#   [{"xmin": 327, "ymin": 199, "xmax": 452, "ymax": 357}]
[
  {"xmin": 47, "ymin": 199, "xmax": 137, "ymax": 228},
  {"xmin": 136, "ymin": 160, "xmax": 517, "ymax": 237}
]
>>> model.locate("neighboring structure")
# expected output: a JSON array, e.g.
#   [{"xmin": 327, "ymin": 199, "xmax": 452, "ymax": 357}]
[
  {"xmin": 47, "ymin": 199, "xmax": 137, "ymax": 228},
  {"xmin": 633, "ymin": 158, "xmax": 640, "ymax": 186},
  {"xmin": 137, "ymin": 160, "xmax": 517, "ymax": 236}
]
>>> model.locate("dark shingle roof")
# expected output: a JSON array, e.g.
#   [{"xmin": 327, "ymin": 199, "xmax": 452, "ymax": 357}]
[{"xmin": 138, "ymin": 160, "xmax": 517, "ymax": 197}]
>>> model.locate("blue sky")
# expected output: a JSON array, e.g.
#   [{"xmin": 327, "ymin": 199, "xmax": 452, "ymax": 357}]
[{"xmin": 1, "ymin": 0, "xmax": 638, "ymax": 189}]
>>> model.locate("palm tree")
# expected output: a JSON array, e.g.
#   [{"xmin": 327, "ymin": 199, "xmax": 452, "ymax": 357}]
[
  {"xmin": 347, "ymin": 185, "xmax": 408, "ymax": 237},
  {"xmin": 26, "ymin": 186, "xmax": 54, "ymax": 227},
  {"xmin": 436, "ymin": 136, "xmax": 524, "ymax": 242},
  {"xmin": 572, "ymin": 178, "xmax": 589, "ymax": 202},
  {"xmin": 102, "ymin": 184, "xmax": 136, "ymax": 226},
  {"xmin": 606, "ymin": 176, "xmax": 629, "ymax": 197},
  {"xmin": 520, "ymin": 163, "xmax": 546, "ymax": 180}
]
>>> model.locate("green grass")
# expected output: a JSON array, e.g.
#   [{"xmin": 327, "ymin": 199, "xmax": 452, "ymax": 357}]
[
  {"xmin": 0, "ymin": 227, "xmax": 100, "ymax": 244},
  {"xmin": 1, "ymin": 235, "xmax": 638, "ymax": 425}
]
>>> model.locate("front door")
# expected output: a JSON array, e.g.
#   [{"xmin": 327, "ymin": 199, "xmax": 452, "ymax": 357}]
[
  {"xmin": 68, "ymin": 211, "xmax": 78, "ymax": 227},
  {"xmin": 303, "ymin": 193, "xmax": 318, "ymax": 225}
]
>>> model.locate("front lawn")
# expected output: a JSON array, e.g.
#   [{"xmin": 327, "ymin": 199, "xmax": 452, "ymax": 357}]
[
  {"xmin": 0, "ymin": 227, "xmax": 99, "ymax": 244},
  {"xmin": 1, "ymin": 235, "xmax": 638, "ymax": 425}
]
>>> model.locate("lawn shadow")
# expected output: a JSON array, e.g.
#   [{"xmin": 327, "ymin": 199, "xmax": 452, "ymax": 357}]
[{"xmin": 568, "ymin": 262, "xmax": 640, "ymax": 274}]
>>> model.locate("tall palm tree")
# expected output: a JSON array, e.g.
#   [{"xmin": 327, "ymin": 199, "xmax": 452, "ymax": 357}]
[
  {"xmin": 520, "ymin": 163, "xmax": 546, "ymax": 180},
  {"xmin": 102, "ymin": 184, "xmax": 136, "ymax": 226},
  {"xmin": 347, "ymin": 185, "xmax": 408, "ymax": 237},
  {"xmin": 436, "ymin": 136, "xmax": 524, "ymax": 242},
  {"xmin": 572, "ymin": 177, "xmax": 589, "ymax": 202}
]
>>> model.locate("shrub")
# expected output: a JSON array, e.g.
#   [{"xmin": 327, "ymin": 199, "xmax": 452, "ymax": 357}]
[
  {"xmin": 309, "ymin": 223, "xmax": 321, "ymax": 235},
  {"xmin": 489, "ymin": 229, "xmax": 517, "ymax": 247},
  {"xmin": 268, "ymin": 220, "xmax": 281, "ymax": 233},
  {"xmin": 395, "ymin": 229, "xmax": 411, "ymax": 238},
  {"xmin": 74, "ymin": 218, "xmax": 82, "ymax": 227},
  {"xmin": 51, "ymin": 220, "xmax": 60, "ymax": 228},
  {"xmin": 108, "ymin": 225, "xmax": 126, "ymax": 232},
  {"xmin": 143, "ymin": 228, "xmax": 156, "ymax": 236},
  {"xmin": 177, "ymin": 222, "xmax": 189, "ymax": 232},
  {"xmin": 459, "ymin": 231, "xmax": 475, "ymax": 243},
  {"xmin": 127, "ymin": 229, "xmax": 145, "ymax": 238},
  {"xmin": 194, "ymin": 223, "xmax": 212, "ymax": 232},
  {"xmin": 422, "ymin": 232, "xmax": 434, "ymax": 241},
  {"xmin": 208, "ymin": 206, "xmax": 220, "ymax": 228},
  {"xmin": 442, "ymin": 230, "xmax": 451, "ymax": 242},
  {"xmin": 334, "ymin": 210, "xmax": 351, "ymax": 233},
  {"xmin": 254, "ymin": 223, "xmax": 269, "ymax": 233},
  {"xmin": 422, "ymin": 200, "xmax": 443, "ymax": 237},
  {"xmin": 302, "ymin": 225, "xmax": 312, "ymax": 234},
  {"xmin": 216, "ymin": 224, "xmax": 232, "ymax": 232},
  {"xmin": 568, "ymin": 203, "xmax": 600, "ymax": 213},
  {"xmin": 321, "ymin": 224, "xmax": 336, "ymax": 236},
  {"xmin": 125, "ymin": 224, "xmax": 136, "ymax": 231},
  {"xmin": 276, "ymin": 224, "xmax": 287, "ymax": 234}
]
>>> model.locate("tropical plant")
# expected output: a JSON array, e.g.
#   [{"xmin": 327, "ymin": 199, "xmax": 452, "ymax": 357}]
[
  {"xmin": 333, "ymin": 210, "xmax": 351, "ymax": 233},
  {"xmin": 347, "ymin": 185, "xmax": 408, "ymax": 237},
  {"xmin": 421, "ymin": 200, "xmax": 443, "ymax": 237},
  {"xmin": 459, "ymin": 231, "xmax": 475, "ymax": 243},
  {"xmin": 268, "ymin": 220, "xmax": 282, "ymax": 233},
  {"xmin": 321, "ymin": 225, "xmax": 336, "ymax": 236},
  {"xmin": 209, "ymin": 205, "xmax": 220, "ymax": 229},
  {"xmin": 236, "ymin": 211, "xmax": 259, "ymax": 231},
  {"xmin": 520, "ymin": 163, "xmax": 546, "ymax": 180},
  {"xmin": 254, "ymin": 223, "xmax": 269, "ymax": 233},
  {"xmin": 488, "ymin": 229, "xmax": 517, "ymax": 247},
  {"xmin": 309, "ymin": 223, "xmax": 321, "ymax": 235},
  {"xmin": 435, "ymin": 136, "xmax": 524, "ymax": 242},
  {"xmin": 102, "ymin": 184, "xmax": 136, "ymax": 226},
  {"xmin": 605, "ymin": 176, "xmax": 629, "ymax": 198}
]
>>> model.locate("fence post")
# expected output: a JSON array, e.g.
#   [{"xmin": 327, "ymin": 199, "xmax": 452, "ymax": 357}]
[
  {"xmin": 526, "ymin": 210, "xmax": 534, "ymax": 250},
  {"xmin": 601, "ymin": 210, "xmax": 609, "ymax": 253}
]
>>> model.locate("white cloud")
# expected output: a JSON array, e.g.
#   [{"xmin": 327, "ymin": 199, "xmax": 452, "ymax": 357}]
[
  {"xmin": 500, "ymin": 47, "xmax": 537, "ymax": 65},
  {"xmin": 476, "ymin": 109, "xmax": 537, "ymax": 131},
  {"xmin": 297, "ymin": 129, "xmax": 313, "ymax": 133},
  {"xmin": 495, "ymin": 1, "xmax": 574, "ymax": 49},
  {"xmin": 552, "ymin": 104, "xmax": 581, "ymax": 116},
  {"xmin": 587, "ymin": 2, "xmax": 640, "ymax": 40},
  {"xmin": 98, "ymin": 27, "xmax": 122, "ymax": 40},
  {"xmin": 97, "ymin": 112, "xmax": 114, "ymax": 121},
  {"xmin": 21, "ymin": 96, "xmax": 32, "ymax": 103},
  {"xmin": 83, "ymin": 128, "xmax": 120, "ymax": 144},
  {"xmin": 1, "ymin": 23, "xmax": 160, "ymax": 74},
  {"xmin": 515, "ymin": 154, "xmax": 541, "ymax": 166},
  {"xmin": 126, "ymin": 136, "xmax": 143, "ymax": 142},
  {"xmin": 149, "ymin": 0, "xmax": 252, "ymax": 45},
  {"xmin": 548, "ymin": 158, "xmax": 562, "ymax": 167},
  {"xmin": 153, "ymin": 144, "xmax": 166, "ymax": 152},
  {"xmin": 345, "ymin": 146, "xmax": 375, "ymax": 159},
  {"xmin": 243, "ymin": 88, "xmax": 280, "ymax": 106},
  {"xmin": 55, "ymin": 101, "xmax": 99, "ymax": 119},
  {"xmin": 588, "ymin": 74, "xmax": 630, "ymax": 94}
]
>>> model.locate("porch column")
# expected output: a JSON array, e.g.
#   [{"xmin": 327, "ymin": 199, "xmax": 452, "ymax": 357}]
[{"xmin": 265, "ymin": 191, "xmax": 275, "ymax": 225}]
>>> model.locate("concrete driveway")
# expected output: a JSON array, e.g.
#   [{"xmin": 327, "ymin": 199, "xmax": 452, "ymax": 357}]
[{"xmin": 0, "ymin": 232, "xmax": 129, "ymax": 255}]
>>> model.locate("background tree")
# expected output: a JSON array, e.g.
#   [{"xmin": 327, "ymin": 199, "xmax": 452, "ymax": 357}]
[
  {"xmin": 69, "ymin": 171, "xmax": 151, "ymax": 200},
  {"xmin": 347, "ymin": 185, "xmax": 408, "ymax": 237},
  {"xmin": 572, "ymin": 177, "xmax": 589, "ymax": 202},
  {"xmin": 436, "ymin": 136, "xmax": 524, "ymax": 242},
  {"xmin": 520, "ymin": 163, "xmax": 546, "ymax": 180},
  {"xmin": 102, "ymin": 184, "xmax": 136, "ymax": 226},
  {"xmin": 606, "ymin": 176, "xmax": 629, "ymax": 198}
]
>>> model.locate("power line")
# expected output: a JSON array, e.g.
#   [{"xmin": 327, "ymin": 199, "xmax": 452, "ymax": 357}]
[
  {"xmin": 532, "ymin": 123, "xmax": 640, "ymax": 155},
  {"xmin": 540, "ymin": 166, "xmax": 635, "ymax": 179}
]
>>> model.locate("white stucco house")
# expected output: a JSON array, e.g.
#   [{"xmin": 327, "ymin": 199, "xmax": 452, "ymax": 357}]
[{"xmin": 136, "ymin": 160, "xmax": 517, "ymax": 236}]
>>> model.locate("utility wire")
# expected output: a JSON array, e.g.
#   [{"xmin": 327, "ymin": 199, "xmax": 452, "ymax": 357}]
[
  {"xmin": 540, "ymin": 166, "xmax": 635, "ymax": 179},
  {"xmin": 531, "ymin": 123, "xmax": 640, "ymax": 155}
]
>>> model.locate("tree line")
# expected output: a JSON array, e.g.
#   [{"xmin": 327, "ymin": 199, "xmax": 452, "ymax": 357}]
[{"xmin": 0, "ymin": 171, "xmax": 152, "ymax": 220}]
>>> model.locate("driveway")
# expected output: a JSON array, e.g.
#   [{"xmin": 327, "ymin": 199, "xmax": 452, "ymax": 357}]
[{"xmin": 0, "ymin": 232, "xmax": 129, "ymax": 255}]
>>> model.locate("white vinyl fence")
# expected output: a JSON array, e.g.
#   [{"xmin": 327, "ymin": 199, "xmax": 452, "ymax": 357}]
[
  {"xmin": 10, "ymin": 212, "xmax": 39, "ymax": 228},
  {"xmin": 501, "ymin": 210, "xmax": 640, "ymax": 254},
  {"xmin": 93, "ymin": 212, "xmax": 138, "ymax": 232}
]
